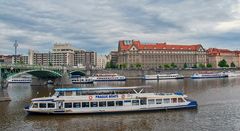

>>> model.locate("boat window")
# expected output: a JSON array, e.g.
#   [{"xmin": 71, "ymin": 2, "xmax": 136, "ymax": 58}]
[
  {"xmin": 148, "ymin": 99, "xmax": 155, "ymax": 105},
  {"xmin": 59, "ymin": 91, "xmax": 64, "ymax": 96},
  {"xmin": 73, "ymin": 103, "xmax": 81, "ymax": 108},
  {"xmin": 116, "ymin": 101, "xmax": 123, "ymax": 106},
  {"xmin": 48, "ymin": 103, "xmax": 55, "ymax": 108},
  {"xmin": 172, "ymin": 98, "xmax": 177, "ymax": 103},
  {"xmin": 156, "ymin": 99, "xmax": 162, "ymax": 104},
  {"xmin": 82, "ymin": 102, "xmax": 90, "ymax": 108},
  {"xmin": 65, "ymin": 103, "xmax": 72, "ymax": 108},
  {"xmin": 65, "ymin": 91, "xmax": 72, "ymax": 96},
  {"xmin": 163, "ymin": 98, "xmax": 170, "ymax": 103},
  {"xmin": 124, "ymin": 100, "xmax": 131, "ymax": 103},
  {"xmin": 132, "ymin": 100, "xmax": 139, "ymax": 106},
  {"xmin": 39, "ymin": 103, "xmax": 46, "ymax": 108},
  {"xmin": 178, "ymin": 98, "xmax": 185, "ymax": 103},
  {"xmin": 32, "ymin": 103, "xmax": 38, "ymax": 108},
  {"xmin": 99, "ymin": 101, "xmax": 106, "ymax": 107},
  {"xmin": 107, "ymin": 101, "xmax": 115, "ymax": 107},
  {"xmin": 91, "ymin": 102, "xmax": 98, "ymax": 107},
  {"xmin": 76, "ymin": 91, "xmax": 81, "ymax": 96},
  {"xmin": 140, "ymin": 99, "xmax": 147, "ymax": 105}
]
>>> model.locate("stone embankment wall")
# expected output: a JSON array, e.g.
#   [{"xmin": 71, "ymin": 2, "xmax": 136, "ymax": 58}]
[{"xmin": 91, "ymin": 68, "xmax": 239, "ymax": 79}]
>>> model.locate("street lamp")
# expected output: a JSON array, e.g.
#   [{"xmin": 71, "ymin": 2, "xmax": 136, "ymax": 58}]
[{"xmin": 13, "ymin": 40, "xmax": 18, "ymax": 64}]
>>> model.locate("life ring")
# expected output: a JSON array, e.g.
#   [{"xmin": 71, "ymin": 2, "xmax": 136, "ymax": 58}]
[
  {"xmin": 121, "ymin": 94, "xmax": 125, "ymax": 99},
  {"xmin": 89, "ymin": 96, "xmax": 93, "ymax": 100}
]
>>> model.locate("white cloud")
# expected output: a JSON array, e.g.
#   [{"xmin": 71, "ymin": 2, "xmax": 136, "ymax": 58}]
[{"xmin": 0, "ymin": 0, "xmax": 239, "ymax": 55}]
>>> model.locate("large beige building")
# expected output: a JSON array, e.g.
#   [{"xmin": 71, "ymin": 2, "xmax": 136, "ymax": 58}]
[
  {"xmin": 96, "ymin": 55, "xmax": 109, "ymax": 69},
  {"xmin": 207, "ymin": 48, "xmax": 240, "ymax": 68},
  {"xmin": 118, "ymin": 40, "xmax": 206, "ymax": 69},
  {"xmin": 74, "ymin": 49, "xmax": 97, "ymax": 68},
  {"xmin": 28, "ymin": 43, "xmax": 97, "ymax": 68},
  {"xmin": 51, "ymin": 43, "xmax": 74, "ymax": 66},
  {"xmin": 29, "ymin": 49, "xmax": 50, "ymax": 66}
]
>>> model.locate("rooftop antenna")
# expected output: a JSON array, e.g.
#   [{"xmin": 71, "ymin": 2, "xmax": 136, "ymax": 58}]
[{"xmin": 13, "ymin": 40, "xmax": 18, "ymax": 64}]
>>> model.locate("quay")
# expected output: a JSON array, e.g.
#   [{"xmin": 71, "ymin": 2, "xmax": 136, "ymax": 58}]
[{"xmin": 0, "ymin": 97, "xmax": 11, "ymax": 102}]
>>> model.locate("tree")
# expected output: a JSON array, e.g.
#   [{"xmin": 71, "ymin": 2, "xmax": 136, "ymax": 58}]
[
  {"xmin": 49, "ymin": 62, "xmax": 53, "ymax": 66},
  {"xmin": 218, "ymin": 59, "xmax": 229, "ymax": 67},
  {"xmin": 130, "ymin": 64, "xmax": 135, "ymax": 69},
  {"xmin": 135, "ymin": 63, "xmax": 142, "ymax": 69},
  {"xmin": 170, "ymin": 63, "xmax": 177, "ymax": 69},
  {"xmin": 105, "ymin": 62, "xmax": 111, "ymax": 69},
  {"xmin": 199, "ymin": 63, "xmax": 205, "ymax": 68},
  {"xmin": 164, "ymin": 64, "xmax": 170, "ymax": 69},
  {"xmin": 207, "ymin": 63, "xmax": 212, "ymax": 68},
  {"xmin": 193, "ymin": 64, "xmax": 197, "ymax": 68},
  {"xmin": 122, "ymin": 63, "xmax": 127, "ymax": 69},
  {"xmin": 230, "ymin": 62, "xmax": 236, "ymax": 67},
  {"xmin": 159, "ymin": 65, "xmax": 162, "ymax": 69},
  {"xmin": 184, "ymin": 63, "xmax": 188, "ymax": 69}
]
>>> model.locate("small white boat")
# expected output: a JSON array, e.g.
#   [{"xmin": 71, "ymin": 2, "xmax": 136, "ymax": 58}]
[
  {"xmin": 90, "ymin": 73, "xmax": 126, "ymax": 81},
  {"xmin": 71, "ymin": 77, "xmax": 94, "ymax": 84},
  {"xmin": 8, "ymin": 75, "xmax": 32, "ymax": 83},
  {"xmin": 24, "ymin": 86, "xmax": 197, "ymax": 114},
  {"xmin": 222, "ymin": 71, "xmax": 240, "ymax": 77},
  {"xmin": 144, "ymin": 73, "xmax": 184, "ymax": 80},
  {"xmin": 191, "ymin": 73, "xmax": 228, "ymax": 79}
]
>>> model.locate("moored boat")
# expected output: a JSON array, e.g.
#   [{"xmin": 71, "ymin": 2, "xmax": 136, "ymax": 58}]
[
  {"xmin": 222, "ymin": 71, "xmax": 240, "ymax": 77},
  {"xmin": 8, "ymin": 75, "xmax": 32, "ymax": 83},
  {"xmin": 24, "ymin": 86, "xmax": 197, "ymax": 114},
  {"xmin": 90, "ymin": 73, "xmax": 126, "ymax": 81},
  {"xmin": 144, "ymin": 73, "xmax": 184, "ymax": 80},
  {"xmin": 71, "ymin": 77, "xmax": 94, "ymax": 84},
  {"xmin": 191, "ymin": 72, "xmax": 228, "ymax": 79}
]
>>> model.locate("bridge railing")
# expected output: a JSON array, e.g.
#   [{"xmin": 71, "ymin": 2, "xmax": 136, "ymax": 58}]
[{"xmin": 0, "ymin": 64, "xmax": 86, "ymax": 71}]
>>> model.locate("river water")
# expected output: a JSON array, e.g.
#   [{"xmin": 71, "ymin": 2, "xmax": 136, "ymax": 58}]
[{"xmin": 1, "ymin": 78, "xmax": 240, "ymax": 131}]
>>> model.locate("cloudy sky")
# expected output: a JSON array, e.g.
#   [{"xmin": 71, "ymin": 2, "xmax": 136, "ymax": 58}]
[{"xmin": 0, "ymin": 0, "xmax": 240, "ymax": 55}]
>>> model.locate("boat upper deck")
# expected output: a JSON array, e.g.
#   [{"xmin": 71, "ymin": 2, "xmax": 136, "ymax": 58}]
[{"xmin": 55, "ymin": 86, "xmax": 149, "ymax": 92}]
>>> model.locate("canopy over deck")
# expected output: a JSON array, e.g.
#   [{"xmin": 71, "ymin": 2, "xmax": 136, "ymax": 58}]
[{"xmin": 55, "ymin": 86, "xmax": 151, "ymax": 92}]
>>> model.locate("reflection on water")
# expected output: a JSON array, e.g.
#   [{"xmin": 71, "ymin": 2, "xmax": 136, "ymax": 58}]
[{"xmin": 1, "ymin": 78, "xmax": 240, "ymax": 130}]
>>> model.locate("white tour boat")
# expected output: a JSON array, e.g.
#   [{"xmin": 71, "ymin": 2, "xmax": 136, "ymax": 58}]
[
  {"xmin": 191, "ymin": 72, "xmax": 228, "ymax": 79},
  {"xmin": 8, "ymin": 75, "xmax": 32, "ymax": 83},
  {"xmin": 143, "ymin": 73, "xmax": 184, "ymax": 80},
  {"xmin": 24, "ymin": 86, "xmax": 198, "ymax": 114},
  {"xmin": 90, "ymin": 74, "xmax": 126, "ymax": 81},
  {"xmin": 71, "ymin": 77, "xmax": 94, "ymax": 84}
]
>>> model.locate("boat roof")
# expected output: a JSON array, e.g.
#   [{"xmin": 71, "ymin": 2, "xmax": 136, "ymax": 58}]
[{"xmin": 55, "ymin": 86, "xmax": 150, "ymax": 92}]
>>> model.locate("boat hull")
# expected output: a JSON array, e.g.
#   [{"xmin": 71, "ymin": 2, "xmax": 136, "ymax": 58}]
[
  {"xmin": 24, "ymin": 101, "xmax": 197, "ymax": 115},
  {"xmin": 191, "ymin": 76, "xmax": 228, "ymax": 79}
]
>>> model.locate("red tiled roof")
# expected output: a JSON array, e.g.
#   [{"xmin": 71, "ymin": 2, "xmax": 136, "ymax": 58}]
[
  {"xmin": 207, "ymin": 48, "xmax": 238, "ymax": 56},
  {"xmin": 118, "ymin": 40, "xmax": 203, "ymax": 51}
]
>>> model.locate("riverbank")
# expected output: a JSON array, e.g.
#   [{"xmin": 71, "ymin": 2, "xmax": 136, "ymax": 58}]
[
  {"xmin": 0, "ymin": 97, "xmax": 11, "ymax": 102},
  {"xmin": 91, "ymin": 68, "xmax": 239, "ymax": 79}
]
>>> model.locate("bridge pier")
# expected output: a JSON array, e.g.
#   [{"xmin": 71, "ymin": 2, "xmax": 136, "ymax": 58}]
[{"xmin": 54, "ymin": 73, "xmax": 72, "ymax": 86}]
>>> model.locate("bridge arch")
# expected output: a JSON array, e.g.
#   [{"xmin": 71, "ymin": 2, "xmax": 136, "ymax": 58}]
[
  {"xmin": 6, "ymin": 69, "xmax": 62, "ymax": 81},
  {"xmin": 69, "ymin": 70, "xmax": 86, "ymax": 77}
]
